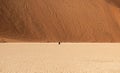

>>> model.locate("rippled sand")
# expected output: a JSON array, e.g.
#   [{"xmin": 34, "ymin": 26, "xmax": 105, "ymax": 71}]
[{"xmin": 0, "ymin": 0, "xmax": 120, "ymax": 42}]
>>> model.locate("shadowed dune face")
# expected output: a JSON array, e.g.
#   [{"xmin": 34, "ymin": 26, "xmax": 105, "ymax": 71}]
[
  {"xmin": 0, "ymin": 0, "xmax": 120, "ymax": 42},
  {"xmin": 106, "ymin": 0, "xmax": 120, "ymax": 8},
  {"xmin": 0, "ymin": 0, "xmax": 34, "ymax": 40}
]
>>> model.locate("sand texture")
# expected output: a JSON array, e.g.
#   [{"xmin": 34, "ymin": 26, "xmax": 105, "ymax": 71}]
[
  {"xmin": 0, "ymin": 0, "xmax": 120, "ymax": 42},
  {"xmin": 0, "ymin": 43, "xmax": 120, "ymax": 73}
]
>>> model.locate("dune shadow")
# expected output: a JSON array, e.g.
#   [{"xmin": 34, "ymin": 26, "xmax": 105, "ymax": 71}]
[
  {"xmin": 106, "ymin": 0, "xmax": 120, "ymax": 8},
  {"xmin": 0, "ymin": 39, "xmax": 7, "ymax": 43}
]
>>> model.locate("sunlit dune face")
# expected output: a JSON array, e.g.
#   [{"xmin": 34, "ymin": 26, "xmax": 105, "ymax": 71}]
[{"xmin": 0, "ymin": 0, "xmax": 120, "ymax": 42}]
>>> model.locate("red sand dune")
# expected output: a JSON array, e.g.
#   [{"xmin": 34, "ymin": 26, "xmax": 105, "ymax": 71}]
[{"xmin": 0, "ymin": 0, "xmax": 120, "ymax": 42}]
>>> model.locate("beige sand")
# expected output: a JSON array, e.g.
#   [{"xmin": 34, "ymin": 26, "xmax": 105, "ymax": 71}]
[
  {"xmin": 0, "ymin": 0, "xmax": 120, "ymax": 42},
  {"xmin": 0, "ymin": 43, "xmax": 120, "ymax": 73}
]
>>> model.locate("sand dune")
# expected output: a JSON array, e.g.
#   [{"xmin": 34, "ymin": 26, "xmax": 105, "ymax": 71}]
[{"xmin": 0, "ymin": 0, "xmax": 120, "ymax": 42}]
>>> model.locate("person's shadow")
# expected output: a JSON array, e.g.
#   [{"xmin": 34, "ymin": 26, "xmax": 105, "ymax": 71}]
[{"xmin": 106, "ymin": 0, "xmax": 120, "ymax": 8}]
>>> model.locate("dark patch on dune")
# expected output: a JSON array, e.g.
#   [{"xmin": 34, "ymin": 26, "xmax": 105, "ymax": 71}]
[
  {"xmin": 0, "ymin": 39, "xmax": 7, "ymax": 43},
  {"xmin": 106, "ymin": 0, "xmax": 120, "ymax": 8},
  {"xmin": 0, "ymin": 0, "xmax": 44, "ymax": 41}
]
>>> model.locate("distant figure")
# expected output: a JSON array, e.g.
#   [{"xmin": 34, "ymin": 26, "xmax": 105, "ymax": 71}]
[{"xmin": 58, "ymin": 42, "xmax": 61, "ymax": 45}]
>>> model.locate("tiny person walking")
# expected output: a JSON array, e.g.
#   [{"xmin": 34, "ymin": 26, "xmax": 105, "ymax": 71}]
[{"xmin": 58, "ymin": 42, "xmax": 61, "ymax": 45}]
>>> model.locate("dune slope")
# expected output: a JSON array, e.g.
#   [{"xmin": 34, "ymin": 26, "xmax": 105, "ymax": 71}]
[{"xmin": 0, "ymin": 0, "xmax": 120, "ymax": 42}]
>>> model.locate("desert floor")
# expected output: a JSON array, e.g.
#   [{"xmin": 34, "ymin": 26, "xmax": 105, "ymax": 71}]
[{"xmin": 0, "ymin": 43, "xmax": 120, "ymax": 73}]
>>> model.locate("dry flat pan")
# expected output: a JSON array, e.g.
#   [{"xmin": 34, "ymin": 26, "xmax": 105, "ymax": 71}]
[
  {"xmin": 0, "ymin": 0, "xmax": 120, "ymax": 42},
  {"xmin": 0, "ymin": 43, "xmax": 120, "ymax": 73}
]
